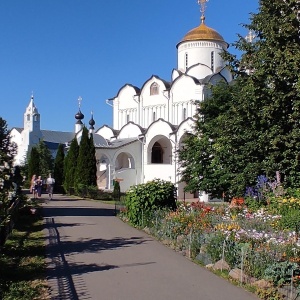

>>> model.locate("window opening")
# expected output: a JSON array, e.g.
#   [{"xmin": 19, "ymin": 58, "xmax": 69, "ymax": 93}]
[
  {"xmin": 150, "ymin": 82, "xmax": 159, "ymax": 95},
  {"xmin": 151, "ymin": 142, "xmax": 163, "ymax": 163}
]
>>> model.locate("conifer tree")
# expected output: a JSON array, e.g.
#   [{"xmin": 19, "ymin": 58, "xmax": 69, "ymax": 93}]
[
  {"xmin": 75, "ymin": 127, "xmax": 97, "ymax": 189},
  {"xmin": 28, "ymin": 146, "xmax": 40, "ymax": 181},
  {"xmin": 0, "ymin": 117, "xmax": 16, "ymax": 203},
  {"xmin": 63, "ymin": 138, "xmax": 79, "ymax": 193},
  {"xmin": 54, "ymin": 144, "xmax": 65, "ymax": 192},
  {"xmin": 37, "ymin": 140, "xmax": 53, "ymax": 178},
  {"xmin": 87, "ymin": 133, "xmax": 97, "ymax": 186}
]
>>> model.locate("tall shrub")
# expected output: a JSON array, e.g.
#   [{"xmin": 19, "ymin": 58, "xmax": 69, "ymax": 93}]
[
  {"xmin": 54, "ymin": 144, "xmax": 65, "ymax": 193},
  {"xmin": 125, "ymin": 179, "xmax": 177, "ymax": 227},
  {"xmin": 75, "ymin": 127, "xmax": 97, "ymax": 191},
  {"xmin": 63, "ymin": 138, "xmax": 79, "ymax": 193}
]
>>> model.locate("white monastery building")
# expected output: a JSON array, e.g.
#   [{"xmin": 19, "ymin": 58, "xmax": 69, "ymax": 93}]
[{"xmin": 10, "ymin": 2, "xmax": 232, "ymax": 201}]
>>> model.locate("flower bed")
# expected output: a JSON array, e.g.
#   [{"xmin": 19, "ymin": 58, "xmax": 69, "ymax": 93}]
[{"xmin": 119, "ymin": 194, "xmax": 300, "ymax": 299}]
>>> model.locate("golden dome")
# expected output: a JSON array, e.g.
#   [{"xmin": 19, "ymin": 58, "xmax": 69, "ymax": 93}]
[{"xmin": 177, "ymin": 18, "xmax": 226, "ymax": 47}]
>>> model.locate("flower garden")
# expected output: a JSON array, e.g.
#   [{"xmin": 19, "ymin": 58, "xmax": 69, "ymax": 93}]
[{"xmin": 119, "ymin": 179, "xmax": 300, "ymax": 300}]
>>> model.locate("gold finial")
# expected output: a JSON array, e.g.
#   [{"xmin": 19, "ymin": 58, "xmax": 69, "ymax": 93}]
[{"xmin": 198, "ymin": 0, "xmax": 208, "ymax": 22}]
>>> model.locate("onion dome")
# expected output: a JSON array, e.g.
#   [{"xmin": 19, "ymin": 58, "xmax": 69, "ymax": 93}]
[
  {"xmin": 75, "ymin": 109, "xmax": 84, "ymax": 124},
  {"xmin": 89, "ymin": 113, "xmax": 95, "ymax": 130},
  {"xmin": 177, "ymin": 16, "xmax": 227, "ymax": 48}
]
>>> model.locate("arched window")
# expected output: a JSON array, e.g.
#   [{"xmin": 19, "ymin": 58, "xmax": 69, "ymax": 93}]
[
  {"xmin": 153, "ymin": 111, "xmax": 156, "ymax": 122},
  {"xmin": 150, "ymin": 82, "xmax": 159, "ymax": 95},
  {"xmin": 127, "ymin": 114, "xmax": 130, "ymax": 123},
  {"xmin": 151, "ymin": 142, "xmax": 163, "ymax": 163},
  {"xmin": 34, "ymin": 114, "xmax": 39, "ymax": 121},
  {"xmin": 27, "ymin": 114, "xmax": 30, "ymax": 121},
  {"xmin": 211, "ymin": 51, "xmax": 214, "ymax": 71}
]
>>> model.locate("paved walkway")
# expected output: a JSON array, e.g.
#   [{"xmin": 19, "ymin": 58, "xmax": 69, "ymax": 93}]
[{"xmin": 42, "ymin": 194, "xmax": 258, "ymax": 300}]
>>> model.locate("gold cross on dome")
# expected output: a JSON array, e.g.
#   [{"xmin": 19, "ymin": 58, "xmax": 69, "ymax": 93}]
[{"xmin": 198, "ymin": 0, "xmax": 208, "ymax": 16}]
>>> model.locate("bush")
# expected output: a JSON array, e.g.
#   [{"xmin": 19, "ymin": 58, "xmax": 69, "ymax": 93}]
[{"xmin": 125, "ymin": 179, "xmax": 177, "ymax": 227}]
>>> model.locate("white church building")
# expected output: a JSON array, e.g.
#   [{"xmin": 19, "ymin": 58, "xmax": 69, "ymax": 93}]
[{"xmin": 11, "ymin": 4, "xmax": 232, "ymax": 201}]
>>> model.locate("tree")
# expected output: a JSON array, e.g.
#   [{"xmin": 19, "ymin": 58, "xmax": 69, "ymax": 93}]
[
  {"xmin": 75, "ymin": 127, "xmax": 97, "ymax": 190},
  {"xmin": 37, "ymin": 140, "xmax": 53, "ymax": 178},
  {"xmin": 87, "ymin": 133, "xmax": 97, "ymax": 187},
  {"xmin": 0, "ymin": 117, "xmax": 17, "ymax": 207},
  {"xmin": 53, "ymin": 144, "xmax": 65, "ymax": 193},
  {"xmin": 179, "ymin": 0, "xmax": 300, "ymax": 197},
  {"xmin": 27, "ymin": 146, "xmax": 40, "ymax": 182},
  {"xmin": 63, "ymin": 138, "xmax": 79, "ymax": 193}
]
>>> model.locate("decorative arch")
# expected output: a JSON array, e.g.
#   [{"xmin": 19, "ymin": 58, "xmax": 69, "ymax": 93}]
[
  {"xmin": 147, "ymin": 136, "xmax": 172, "ymax": 164},
  {"xmin": 115, "ymin": 152, "xmax": 135, "ymax": 170},
  {"xmin": 96, "ymin": 154, "xmax": 110, "ymax": 189}
]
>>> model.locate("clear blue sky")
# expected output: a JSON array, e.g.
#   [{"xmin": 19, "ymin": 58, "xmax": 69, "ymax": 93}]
[{"xmin": 1, "ymin": 0, "xmax": 258, "ymax": 132}]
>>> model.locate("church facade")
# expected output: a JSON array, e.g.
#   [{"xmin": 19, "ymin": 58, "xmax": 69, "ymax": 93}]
[
  {"xmin": 91, "ymin": 13, "xmax": 232, "ymax": 201},
  {"xmin": 11, "ymin": 8, "xmax": 232, "ymax": 201}
]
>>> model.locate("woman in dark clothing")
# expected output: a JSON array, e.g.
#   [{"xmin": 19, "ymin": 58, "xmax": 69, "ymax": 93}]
[{"xmin": 36, "ymin": 175, "xmax": 43, "ymax": 198}]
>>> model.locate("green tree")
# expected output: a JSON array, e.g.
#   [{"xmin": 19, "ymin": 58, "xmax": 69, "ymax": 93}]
[
  {"xmin": 179, "ymin": 0, "xmax": 300, "ymax": 197},
  {"xmin": 54, "ymin": 144, "xmax": 65, "ymax": 193},
  {"xmin": 37, "ymin": 140, "xmax": 53, "ymax": 178},
  {"xmin": 87, "ymin": 133, "xmax": 97, "ymax": 187},
  {"xmin": 0, "ymin": 117, "xmax": 17, "ymax": 209},
  {"xmin": 27, "ymin": 146, "xmax": 40, "ymax": 181},
  {"xmin": 63, "ymin": 138, "xmax": 79, "ymax": 193},
  {"xmin": 75, "ymin": 127, "xmax": 97, "ymax": 190}
]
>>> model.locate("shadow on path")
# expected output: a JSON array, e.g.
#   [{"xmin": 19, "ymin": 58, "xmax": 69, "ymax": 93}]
[
  {"xmin": 44, "ymin": 206, "xmax": 153, "ymax": 299},
  {"xmin": 43, "ymin": 206, "xmax": 115, "ymax": 217}
]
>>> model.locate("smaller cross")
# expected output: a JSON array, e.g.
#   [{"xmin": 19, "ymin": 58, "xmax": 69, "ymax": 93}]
[
  {"xmin": 198, "ymin": 0, "xmax": 208, "ymax": 16},
  {"xmin": 78, "ymin": 96, "xmax": 82, "ymax": 108},
  {"xmin": 245, "ymin": 30, "xmax": 256, "ymax": 43}
]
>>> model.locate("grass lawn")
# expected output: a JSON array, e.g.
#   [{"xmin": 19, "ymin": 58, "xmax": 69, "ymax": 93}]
[{"xmin": 0, "ymin": 208, "xmax": 49, "ymax": 300}]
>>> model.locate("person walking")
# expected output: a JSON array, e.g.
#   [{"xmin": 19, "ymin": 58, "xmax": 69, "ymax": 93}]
[
  {"xmin": 46, "ymin": 173, "xmax": 55, "ymax": 200},
  {"xmin": 36, "ymin": 176, "xmax": 43, "ymax": 198},
  {"xmin": 30, "ymin": 174, "xmax": 37, "ymax": 199}
]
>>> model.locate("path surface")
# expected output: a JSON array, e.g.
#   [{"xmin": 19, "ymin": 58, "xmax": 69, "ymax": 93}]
[{"xmin": 42, "ymin": 194, "xmax": 258, "ymax": 300}]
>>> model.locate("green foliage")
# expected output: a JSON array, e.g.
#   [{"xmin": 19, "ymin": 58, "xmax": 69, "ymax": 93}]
[
  {"xmin": 36, "ymin": 140, "xmax": 53, "ymax": 178},
  {"xmin": 87, "ymin": 133, "xmax": 97, "ymax": 187},
  {"xmin": 0, "ymin": 214, "xmax": 47, "ymax": 300},
  {"xmin": 113, "ymin": 180, "xmax": 120, "ymax": 200},
  {"xmin": 0, "ymin": 117, "xmax": 17, "ymax": 217},
  {"xmin": 277, "ymin": 210, "xmax": 300, "ymax": 231},
  {"xmin": 178, "ymin": 0, "xmax": 300, "ymax": 197},
  {"xmin": 125, "ymin": 179, "xmax": 177, "ymax": 227},
  {"xmin": 255, "ymin": 287, "xmax": 284, "ymax": 300},
  {"xmin": 63, "ymin": 138, "xmax": 79, "ymax": 192},
  {"xmin": 75, "ymin": 127, "xmax": 97, "ymax": 191},
  {"xmin": 264, "ymin": 261, "xmax": 299, "ymax": 286},
  {"xmin": 53, "ymin": 144, "xmax": 65, "ymax": 193},
  {"xmin": 27, "ymin": 140, "xmax": 54, "ymax": 181},
  {"xmin": 27, "ymin": 147, "xmax": 39, "ymax": 182}
]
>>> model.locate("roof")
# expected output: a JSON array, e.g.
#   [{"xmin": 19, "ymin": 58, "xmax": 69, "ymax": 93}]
[
  {"xmin": 177, "ymin": 20, "xmax": 227, "ymax": 48},
  {"xmin": 10, "ymin": 127, "xmax": 23, "ymax": 133},
  {"xmin": 40, "ymin": 130, "xmax": 75, "ymax": 144},
  {"xmin": 95, "ymin": 137, "xmax": 139, "ymax": 149}
]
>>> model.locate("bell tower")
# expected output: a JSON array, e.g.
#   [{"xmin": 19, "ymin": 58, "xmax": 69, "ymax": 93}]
[
  {"xmin": 24, "ymin": 94, "xmax": 41, "ymax": 132},
  {"xmin": 22, "ymin": 94, "xmax": 42, "ymax": 149}
]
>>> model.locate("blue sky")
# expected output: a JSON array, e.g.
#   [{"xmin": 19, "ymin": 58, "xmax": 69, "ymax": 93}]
[{"xmin": 1, "ymin": 0, "xmax": 258, "ymax": 132}]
